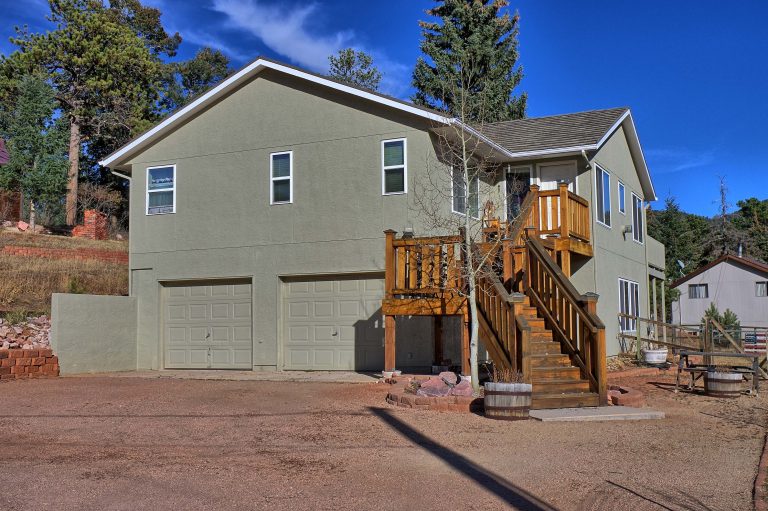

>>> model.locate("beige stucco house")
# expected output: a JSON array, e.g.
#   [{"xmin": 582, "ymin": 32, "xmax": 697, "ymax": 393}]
[{"xmin": 51, "ymin": 57, "xmax": 665, "ymax": 382}]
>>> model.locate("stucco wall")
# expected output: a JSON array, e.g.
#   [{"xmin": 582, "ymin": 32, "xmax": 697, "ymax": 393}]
[
  {"xmin": 672, "ymin": 260, "xmax": 768, "ymax": 327},
  {"xmin": 123, "ymin": 70, "xmax": 493, "ymax": 370},
  {"xmin": 50, "ymin": 294, "xmax": 137, "ymax": 373}
]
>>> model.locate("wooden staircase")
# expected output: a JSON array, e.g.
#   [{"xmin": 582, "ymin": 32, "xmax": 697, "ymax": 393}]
[{"xmin": 516, "ymin": 297, "xmax": 600, "ymax": 409}]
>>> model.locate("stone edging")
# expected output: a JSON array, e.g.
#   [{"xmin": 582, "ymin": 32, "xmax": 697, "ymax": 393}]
[
  {"xmin": 754, "ymin": 430, "xmax": 768, "ymax": 511},
  {"xmin": 386, "ymin": 390, "xmax": 483, "ymax": 413}
]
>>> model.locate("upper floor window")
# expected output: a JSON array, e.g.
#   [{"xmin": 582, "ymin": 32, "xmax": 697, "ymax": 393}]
[
  {"xmin": 632, "ymin": 193, "xmax": 644, "ymax": 243},
  {"xmin": 147, "ymin": 165, "xmax": 175, "ymax": 215},
  {"xmin": 757, "ymin": 281, "xmax": 768, "ymax": 297},
  {"xmin": 689, "ymin": 283, "xmax": 708, "ymax": 299},
  {"xmin": 596, "ymin": 165, "xmax": 611, "ymax": 227},
  {"xmin": 618, "ymin": 181, "xmax": 626, "ymax": 214},
  {"xmin": 382, "ymin": 138, "xmax": 406, "ymax": 195},
  {"xmin": 452, "ymin": 167, "xmax": 480, "ymax": 217},
  {"xmin": 270, "ymin": 151, "xmax": 293, "ymax": 204}
]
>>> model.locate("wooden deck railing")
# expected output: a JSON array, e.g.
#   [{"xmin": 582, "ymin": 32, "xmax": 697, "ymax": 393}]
[
  {"xmin": 523, "ymin": 236, "xmax": 607, "ymax": 404},
  {"xmin": 533, "ymin": 185, "xmax": 590, "ymax": 242},
  {"xmin": 384, "ymin": 231, "xmax": 463, "ymax": 298}
]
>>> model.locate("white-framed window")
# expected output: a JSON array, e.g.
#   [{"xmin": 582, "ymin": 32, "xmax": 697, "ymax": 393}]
[
  {"xmin": 632, "ymin": 192, "xmax": 644, "ymax": 243},
  {"xmin": 452, "ymin": 167, "xmax": 480, "ymax": 217},
  {"xmin": 757, "ymin": 281, "xmax": 768, "ymax": 297},
  {"xmin": 595, "ymin": 165, "xmax": 611, "ymax": 227},
  {"xmin": 689, "ymin": 283, "xmax": 708, "ymax": 299},
  {"xmin": 619, "ymin": 278, "xmax": 640, "ymax": 332},
  {"xmin": 382, "ymin": 138, "xmax": 406, "ymax": 195},
  {"xmin": 270, "ymin": 151, "xmax": 293, "ymax": 204},
  {"xmin": 618, "ymin": 181, "xmax": 626, "ymax": 214},
  {"xmin": 146, "ymin": 165, "xmax": 176, "ymax": 215}
]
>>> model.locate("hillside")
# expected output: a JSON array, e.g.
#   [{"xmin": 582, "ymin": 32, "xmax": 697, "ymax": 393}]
[{"xmin": 0, "ymin": 231, "xmax": 128, "ymax": 313}]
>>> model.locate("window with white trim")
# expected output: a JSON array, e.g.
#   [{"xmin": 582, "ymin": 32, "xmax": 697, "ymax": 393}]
[
  {"xmin": 632, "ymin": 193, "xmax": 644, "ymax": 243},
  {"xmin": 146, "ymin": 165, "xmax": 175, "ymax": 215},
  {"xmin": 382, "ymin": 139, "xmax": 406, "ymax": 194},
  {"xmin": 270, "ymin": 151, "xmax": 293, "ymax": 204},
  {"xmin": 757, "ymin": 281, "xmax": 768, "ymax": 297},
  {"xmin": 452, "ymin": 167, "xmax": 480, "ymax": 217},
  {"xmin": 618, "ymin": 181, "xmax": 626, "ymax": 214},
  {"xmin": 596, "ymin": 165, "xmax": 611, "ymax": 226},
  {"xmin": 619, "ymin": 278, "xmax": 639, "ymax": 332},
  {"xmin": 689, "ymin": 283, "xmax": 708, "ymax": 299}
]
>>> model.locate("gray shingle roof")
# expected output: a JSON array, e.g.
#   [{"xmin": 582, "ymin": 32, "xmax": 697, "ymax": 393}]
[{"xmin": 479, "ymin": 107, "xmax": 629, "ymax": 154}]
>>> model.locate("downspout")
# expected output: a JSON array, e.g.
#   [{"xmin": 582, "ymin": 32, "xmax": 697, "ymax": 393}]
[
  {"xmin": 110, "ymin": 169, "xmax": 132, "ymax": 295},
  {"xmin": 581, "ymin": 150, "xmax": 599, "ymax": 296}
]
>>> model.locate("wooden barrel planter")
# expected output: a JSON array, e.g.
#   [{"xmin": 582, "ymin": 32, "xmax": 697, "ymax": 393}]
[
  {"xmin": 704, "ymin": 371, "xmax": 742, "ymax": 398},
  {"xmin": 483, "ymin": 382, "xmax": 532, "ymax": 420}
]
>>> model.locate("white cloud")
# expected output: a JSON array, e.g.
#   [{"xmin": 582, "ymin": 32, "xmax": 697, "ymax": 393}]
[
  {"xmin": 176, "ymin": 27, "xmax": 250, "ymax": 62},
  {"xmin": 211, "ymin": 0, "xmax": 352, "ymax": 72},
  {"xmin": 646, "ymin": 147, "xmax": 716, "ymax": 174}
]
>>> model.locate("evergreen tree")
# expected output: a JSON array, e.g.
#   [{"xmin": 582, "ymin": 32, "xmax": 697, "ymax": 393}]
[
  {"xmin": 0, "ymin": 75, "xmax": 68, "ymax": 219},
  {"xmin": 412, "ymin": 0, "xmax": 526, "ymax": 121},
  {"xmin": 160, "ymin": 47, "xmax": 232, "ymax": 113},
  {"xmin": 328, "ymin": 49, "xmax": 382, "ymax": 91},
  {"xmin": 8, "ymin": 0, "xmax": 171, "ymax": 225}
]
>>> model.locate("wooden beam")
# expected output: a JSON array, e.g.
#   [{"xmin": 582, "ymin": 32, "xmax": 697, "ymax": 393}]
[
  {"xmin": 384, "ymin": 315, "xmax": 396, "ymax": 371},
  {"xmin": 381, "ymin": 296, "xmax": 467, "ymax": 316}
]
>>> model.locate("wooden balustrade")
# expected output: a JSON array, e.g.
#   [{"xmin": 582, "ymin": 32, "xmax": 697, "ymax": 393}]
[
  {"xmin": 527, "ymin": 185, "xmax": 590, "ymax": 242},
  {"xmin": 523, "ymin": 236, "xmax": 607, "ymax": 404},
  {"xmin": 384, "ymin": 231, "xmax": 463, "ymax": 298}
]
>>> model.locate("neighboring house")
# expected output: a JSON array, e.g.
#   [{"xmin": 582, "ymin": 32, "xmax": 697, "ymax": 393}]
[
  {"xmin": 671, "ymin": 254, "xmax": 768, "ymax": 327},
  {"xmin": 53, "ymin": 57, "xmax": 664, "ymax": 376}
]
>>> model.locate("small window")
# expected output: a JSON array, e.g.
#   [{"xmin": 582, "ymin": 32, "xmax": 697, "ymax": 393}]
[
  {"xmin": 632, "ymin": 193, "xmax": 644, "ymax": 243},
  {"xmin": 270, "ymin": 151, "xmax": 293, "ymax": 204},
  {"xmin": 618, "ymin": 181, "xmax": 626, "ymax": 214},
  {"xmin": 452, "ymin": 167, "xmax": 480, "ymax": 217},
  {"xmin": 596, "ymin": 165, "xmax": 611, "ymax": 227},
  {"xmin": 147, "ymin": 165, "xmax": 175, "ymax": 215},
  {"xmin": 382, "ymin": 139, "xmax": 406, "ymax": 194},
  {"xmin": 689, "ymin": 284, "xmax": 708, "ymax": 299},
  {"xmin": 757, "ymin": 281, "xmax": 768, "ymax": 297}
]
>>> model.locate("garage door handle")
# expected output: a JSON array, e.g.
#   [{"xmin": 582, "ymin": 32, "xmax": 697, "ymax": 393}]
[{"xmin": 332, "ymin": 328, "xmax": 338, "ymax": 336}]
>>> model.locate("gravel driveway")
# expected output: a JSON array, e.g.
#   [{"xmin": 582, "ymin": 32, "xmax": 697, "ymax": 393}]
[{"xmin": 0, "ymin": 373, "xmax": 764, "ymax": 510}]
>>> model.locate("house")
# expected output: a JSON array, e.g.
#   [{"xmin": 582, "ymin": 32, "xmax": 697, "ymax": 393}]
[
  {"xmin": 671, "ymin": 254, "xmax": 768, "ymax": 327},
  {"xmin": 51, "ymin": 57, "xmax": 665, "ymax": 406}
]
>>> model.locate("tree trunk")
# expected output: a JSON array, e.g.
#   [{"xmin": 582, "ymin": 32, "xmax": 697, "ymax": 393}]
[
  {"xmin": 29, "ymin": 200, "xmax": 35, "ymax": 233},
  {"xmin": 468, "ymin": 275, "xmax": 480, "ymax": 394},
  {"xmin": 65, "ymin": 120, "xmax": 81, "ymax": 226}
]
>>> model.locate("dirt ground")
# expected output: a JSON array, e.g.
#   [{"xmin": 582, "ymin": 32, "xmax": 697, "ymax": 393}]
[{"xmin": 0, "ymin": 372, "xmax": 765, "ymax": 511}]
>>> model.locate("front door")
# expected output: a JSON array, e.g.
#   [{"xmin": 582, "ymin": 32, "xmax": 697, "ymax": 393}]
[
  {"xmin": 506, "ymin": 169, "xmax": 531, "ymax": 220},
  {"xmin": 538, "ymin": 162, "xmax": 577, "ymax": 192}
]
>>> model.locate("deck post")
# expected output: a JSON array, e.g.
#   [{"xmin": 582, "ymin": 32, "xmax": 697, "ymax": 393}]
[
  {"xmin": 661, "ymin": 281, "xmax": 667, "ymax": 343},
  {"xmin": 583, "ymin": 293, "xmax": 607, "ymax": 406},
  {"xmin": 502, "ymin": 239, "xmax": 513, "ymax": 291},
  {"xmin": 462, "ymin": 311, "xmax": 471, "ymax": 376},
  {"xmin": 433, "ymin": 316, "xmax": 443, "ymax": 365},
  {"xmin": 384, "ymin": 315, "xmax": 396, "ymax": 372},
  {"xmin": 558, "ymin": 183, "xmax": 569, "ymax": 239},
  {"xmin": 384, "ymin": 229, "xmax": 397, "ymax": 298}
]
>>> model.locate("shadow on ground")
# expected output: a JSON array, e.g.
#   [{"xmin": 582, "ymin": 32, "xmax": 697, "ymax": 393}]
[{"xmin": 369, "ymin": 406, "xmax": 558, "ymax": 511}]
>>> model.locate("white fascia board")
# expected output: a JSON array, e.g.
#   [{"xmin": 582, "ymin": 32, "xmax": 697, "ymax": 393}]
[
  {"xmin": 594, "ymin": 110, "xmax": 657, "ymax": 202},
  {"xmin": 99, "ymin": 59, "xmax": 452, "ymax": 169},
  {"xmin": 504, "ymin": 145, "xmax": 598, "ymax": 160}
]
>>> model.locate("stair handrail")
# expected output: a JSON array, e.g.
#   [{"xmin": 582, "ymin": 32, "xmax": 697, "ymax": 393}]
[{"xmin": 523, "ymin": 234, "xmax": 607, "ymax": 404}]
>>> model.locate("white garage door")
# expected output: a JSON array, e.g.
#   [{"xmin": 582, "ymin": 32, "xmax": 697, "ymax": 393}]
[
  {"xmin": 164, "ymin": 280, "xmax": 252, "ymax": 369},
  {"xmin": 283, "ymin": 275, "xmax": 384, "ymax": 370}
]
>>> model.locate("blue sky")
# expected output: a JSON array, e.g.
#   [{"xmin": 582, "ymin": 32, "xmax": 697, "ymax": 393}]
[{"xmin": 3, "ymin": 0, "xmax": 767, "ymax": 216}]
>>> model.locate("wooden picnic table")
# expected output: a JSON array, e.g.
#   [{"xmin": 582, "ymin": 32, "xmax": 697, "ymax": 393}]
[{"xmin": 674, "ymin": 350, "xmax": 759, "ymax": 396}]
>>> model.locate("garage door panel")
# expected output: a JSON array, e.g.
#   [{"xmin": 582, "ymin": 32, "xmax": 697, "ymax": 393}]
[
  {"xmin": 283, "ymin": 275, "xmax": 384, "ymax": 371},
  {"xmin": 164, "ymin": 281, "xmax": 252, "ymax": 369}
]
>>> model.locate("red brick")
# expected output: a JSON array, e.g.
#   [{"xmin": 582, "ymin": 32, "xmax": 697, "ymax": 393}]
[
  {"xmin": 25, "ymin": 349, "xmax": 39, "ymax": 358},
  {"xmin": 46, "ymin": 356, "xmax": 58, "ymax": 364},
  {"xmin": 0, "ymin": 367, "xmax": 10, "ymax": 375},
  {"xmin": 10, "ymin": 366, "xmax": 22, "ymax": 374},
  {"xmin": 38, "ymin": 349, "xmax": 52, "ymax": 357},
  {"xmin": 1, "ymin": 359, "xmax": 13, "ymax": 368},
  {"xmin": 8, "ymin": 350, "xmax": 24, "ymax": 359},
  {"xmin": 31, "ymin": 357, "xmax": 46, "ymax": 366},
  {"xmin": 0, "ymin": 373, "xmax": 15, "ymax": 380},
  {"xmin": 0, "ymin": 350, "xmax": 8, "ymax": 359},
  {"xmin": 16, "ymin": 358, "xmax": 30, "ymax": 366}
]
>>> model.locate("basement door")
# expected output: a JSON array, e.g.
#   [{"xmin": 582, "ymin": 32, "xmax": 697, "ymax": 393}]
[
  {"xmin": 163, "ymin": 280, "xmax": 252, "ymax": 369},
  {"xmin": 282, "ymin": 275, "xmax": 384, "ymax": 371}
]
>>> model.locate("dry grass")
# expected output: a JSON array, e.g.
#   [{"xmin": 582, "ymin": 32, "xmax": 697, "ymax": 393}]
[
  {"xmin": 0, "ymin": 254, "xmax": 128, "ymax": 312},
  {"xmin": 0, "ymin": 230, "xmax": 128, "ymax": 252}
]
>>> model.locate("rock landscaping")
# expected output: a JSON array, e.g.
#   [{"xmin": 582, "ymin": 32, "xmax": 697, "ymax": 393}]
[
  {"xmin": 385, "ymin": 372, "xmax": 483, "ymax": 413},
  {"xmin": 0, "ymin": 315, "xmax": 58, "ymax": 380},
  {"xmin": 0, "ymin": 315, "xmax": 51, "ymax": 350}
]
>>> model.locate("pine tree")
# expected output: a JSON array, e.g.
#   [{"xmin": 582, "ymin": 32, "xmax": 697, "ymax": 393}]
[
  {"xmin": 328, "ymin": 49, "xmax": 382, "ymax": 91},
  {"xmin": 412, "ymin": 0, "xmax": 526, "ymax": 121},
  {"xmin": 160, "ymin": 47, "xmax": 232, "ymax": 113},
  {"xmin": 0, "ymin": 75, "xmax": 68, "ymax": 221}
]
